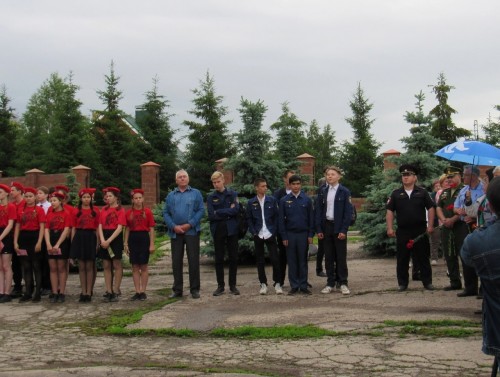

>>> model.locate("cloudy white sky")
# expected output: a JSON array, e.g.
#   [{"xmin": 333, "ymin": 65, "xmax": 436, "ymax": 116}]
[{"xmin": 2, "ymin": 0, "xmax": 500, "ymax": 153}]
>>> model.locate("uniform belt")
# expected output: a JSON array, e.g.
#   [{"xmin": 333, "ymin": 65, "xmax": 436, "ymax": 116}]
[{"xmin": 326, "ymin": 219, "xmax": 335, "ymax": 224}]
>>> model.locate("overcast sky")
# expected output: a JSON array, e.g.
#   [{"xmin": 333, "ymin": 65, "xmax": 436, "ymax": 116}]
[{"xmin": 2, "ymin": 0, "xmax": 500, "ymax": 153}]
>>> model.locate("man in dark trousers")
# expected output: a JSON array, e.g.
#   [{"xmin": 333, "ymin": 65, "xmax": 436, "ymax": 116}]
[
  {"xmin": 315, "ymin": 166, "xmax": 353, "ymax": 295},
  {"xmin": 207, "ymin": 171, "xmax": 240, "ymax": 296},
  {"xmin": 246, "ymin": 178, "xmax": 282, "ymax": 295},
  {"xmin": 278, "ymin": 175, "xmax": 314, "ymax": 295},
  {"xmin": 273, "ymin": 170, "xmax": 295, "ymax": 287},
  {"xmin": 386, "ymin": 164, "xmax": 435, "ymax": 291}
]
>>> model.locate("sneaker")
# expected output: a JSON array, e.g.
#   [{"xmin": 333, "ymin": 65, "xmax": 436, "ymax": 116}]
[
  {"xmin": 19, "ymin": 294, "xmax": 32, "ymax": 302},
  {"xmin": 109, "ymin": 293, "xmax": 119, "ymax": 302},
  {"xmin": 139, "ymin": 292, "xmax": 147, "ymax": 301},
  {"xmin": 275, "ymin": 283, "xmax": 283, "ymax": 295},
  {"xmin": 78, "ymin": 294, "xmax": 85, "ymax": 303},
  {"xmin": 191, "ymin": 291, "xmax": 200, "ymax": 299},
  {"xmin": 41, "ymin": 288, "xmax": 51, "ymax": 296},
  {"xmin": 340, "ymin": 284, "xmax": 350, "ymax": 295},
  {"xmin": 50, "ymin": 294, "xmax": 59, "ymax": 303},
  {"xmin": 229, "ymin": 286, "xmax": 240, "ymax": 295},
  {"xmin": 0, "ymin": 295, "xmax": 12, "ymax": 303},
  {"xmin": 213, "ymin": 286, "xmax": 225, "ymax": 296},
  {"xmin": 431, "ymin": 260, "xmax": 438, "ymax": 266},
  {"xmin": 321, "ymin": 286, "xmax": 333, "ymax": 294},
  {"xmin": 57, "ymin": 294, "xmax": 65, "ymax": 303},
  {"xmin": 131, "ymin": 293, "xmax": 141, "ymax": 301},
  {"xmin": 259, "ymin": 283, "xmax": 268, "ymax": 295}
]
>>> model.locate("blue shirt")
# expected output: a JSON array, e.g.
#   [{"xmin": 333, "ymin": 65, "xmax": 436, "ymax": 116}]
[
  {"xmin": 461, "ymin": 219, "xmax": 500, "ymax": 356},
  {"xmin": 163, "ymin": 186, "xmax": 205, "ymax": 239},
  {"xmin": 454, "ymin": 181, "xmax": 484, "ymax": 220},
  {"xmin": 279, "ymin": 192, "xmax": 314, "ymax": 239}
]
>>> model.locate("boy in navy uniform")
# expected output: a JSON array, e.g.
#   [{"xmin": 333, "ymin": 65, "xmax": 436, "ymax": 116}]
[{"xmin": 278, "ymin": 175, "xmax": 314, "ymax": 295}]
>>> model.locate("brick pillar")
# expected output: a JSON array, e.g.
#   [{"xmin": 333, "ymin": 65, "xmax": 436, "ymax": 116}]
[
  {"xmin": 72, "ymin": 165, "xmax": 91, "ymax": 189},
  {"xmin": 215, "ymin": 158, "xmax": 233, "ymax": 185},
  {"xmin": 297, "ymin": 153, "xmax": 315, "ymax": 187},
  {"xmin": 382, "ymin": 149, "xmax": 401, "ymax": 171},
  {"xmin": 24, "ymin": 168, "xmax": 44, "ymax": 189},
  {"xmin": 141, "ymin": 161, "xmax": 160, "ymax": 208}
]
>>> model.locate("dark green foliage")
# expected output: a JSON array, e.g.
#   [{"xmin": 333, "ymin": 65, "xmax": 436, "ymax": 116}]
[
  {"xmin": 428, "ymin": 73, "xmax": 471, "ymax": 147},
  {"xmin": 91, "ymin": 61, "xmax": 144, "ymax": 203},
  {"xmin": 0, "ymin": 86, "xmax": 18, "ymax": 176},
  {"xmin": 481, "ymin": 108, "xmax": 500, "ymax": 146},
  {"xmin": 225, "ymin": 98, "xmax": 286, "ymax": 196},
  {"xmin": 305, "ymin": 120, "xmax": 338, "ymax": 183},
  {"xmin": 270, "ymin": 102, "xmax": 307, "ymax": 170},
  {"xmin": 339, "ymin": 83, "xmax": 382, "ymax": 197},
  {"xmin": 15, "ymin": 73, "xmax": 94, "ymax": 175},
  {"xmin": 136, "ymin": 76, "xmax": 177, "ymax": 197},
  {"xmin": 183, "ymin": 71, "xmax": 235, "ymax": 193}
]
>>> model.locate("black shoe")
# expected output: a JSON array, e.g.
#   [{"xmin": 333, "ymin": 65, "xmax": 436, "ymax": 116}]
[
  {"xmin": 57, "ymin": 294, "xmax": 65, "ymax": 303},
  {"xmin": 229, "ymin": 286, "xmax": 240, "ymax": 295},
  {"xmin": 85, "ymin": 295, "xmax": 92, "ymax": 303},
  {"xmin": 288, "ymin": 288, "xmax": 299, "ymax": 295},
  {"xmin": 213, "ymin": 286, "xmax": 225, "ymax": 296},
  {"xmin": 10, "ymin": 289, "xmax": 23, "ymax": 298},
  {"xmin": 41, "ymin": 289, "xmax": 51, "ymax": 296},
  {"xmin": 139, "ymin": 292, "xmax": 147, "ymax": 301},
  {"xmin": 476, "ymin": 294, "xmax": 483, "ymax": 300},
  {"xmin": 443, "ymin": 285, "xmax": 462, "ymax": 291},
  {"xmin": 19, "ymin": 294, "xmax": 32, "ymax": 302},
  {"xmin": 50, "ymin": 294, "xmax": 58, "ymax": 303},
  {"xmin": 300, "ymin": 288, "xmax": 312, "ymax": 295},
  {"xmin": 316, "ymin": 271, "xmax": 327, "ymax": 277},
  {"xmin": 457, "ymin": 290, "xmax": 477, "ymax": 297},
  {"xmin": 191, "ymin": 291, "xmax": 200, "ymax": 299},
  {"xmin": 424, "ymin": 284, "xmax": 435, "ymax": 291},
  {"xmin": 131, "ymin": 293, "xmax": 141, "ymax": 301},
  {"xmin": 398, "ymin": 285, "xmax": 407, "ymax": 292},
  {"xmin": 108, "ymin": 293, "xmax": 118, "ymax": 302},
  {"xmin": 0, "ymin": 294, "xmax": 12, "ymax": 303},
  {"xmin": 168, "ymin": 292, "xmax": 182, "ymax": 299},
  {"xmin": 79, "ymin": 294, "xmax": 85, "ymax": 303},
  {"xmin": 102, "ymin": 292, "xmax": 112, "ymax": 301}
]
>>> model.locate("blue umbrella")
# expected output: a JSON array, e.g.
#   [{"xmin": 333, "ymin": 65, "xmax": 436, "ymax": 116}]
[{"xmin": 435, "ymin": 140, "xmax": 500, "ymax": 166}]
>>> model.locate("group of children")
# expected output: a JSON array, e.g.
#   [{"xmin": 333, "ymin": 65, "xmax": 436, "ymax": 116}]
[{"xmin": 0, "ymin": 182, "xmax": 155, "ymax": 304}]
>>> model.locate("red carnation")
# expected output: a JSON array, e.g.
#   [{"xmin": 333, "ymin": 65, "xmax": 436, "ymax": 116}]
[
  {"xmin": 406, "ymin": 240, "xmax": 415, "ymax": 249},
  {"xmin": 449, "ymin": 182, "xmax": 458, "ymax": 188},
  {"xmin": 446, "ymin": 204, "xmax": 454, "ymax": 211}
]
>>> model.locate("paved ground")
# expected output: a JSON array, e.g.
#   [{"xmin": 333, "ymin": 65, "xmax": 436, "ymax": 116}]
[{"xmin": 0, "ymin": 241, "xmax": 493, "ymax": 377}]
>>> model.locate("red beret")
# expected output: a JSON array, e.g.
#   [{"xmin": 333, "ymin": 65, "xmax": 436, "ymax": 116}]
[
  {"xmin": 78, "ymin": 188, "xmax": 95, "ymax": 197},
  {"xmin": 24, "ymin": 187, "xmax": 37, "ymax": 195},
  {"xmin": 103, "ymin": 187, "xmax": 120, "ymax": 195},
  {"xmin": 130, "ymin": 188, "xmax": 144, "ymax": 196},
  {"xmin": 10, "ymin": 182, "xmax": 24, "ymax": 192},
  {"xmin": 0, "ymin": 184, "xmax": 11, "ymax": 194},
  {"xmin": 50, "ymin": 192, "xmax": 66, "ymax": 201},
  {"xmin": 54, "ymin": 185, "xmax": 69, "ymax": 193}
]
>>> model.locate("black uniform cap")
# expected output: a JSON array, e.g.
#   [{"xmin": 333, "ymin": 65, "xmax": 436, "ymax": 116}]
[{"xmin": 399, "ymin": 164, "xmax": 419, "ymax": 175}]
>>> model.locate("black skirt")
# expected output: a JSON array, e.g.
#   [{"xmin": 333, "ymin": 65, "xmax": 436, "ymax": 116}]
[
  {"xmin": 70, "ymin": 229, "xmax": 97, "ymax": 261},
  {"xmin": 97, "ymin": 229, "xmax": 124, "ymax": 260},
  {"xmin": 47, "ymin": 230, "xmax": 70, "ymax": 260},
  {"xmin": 18, "ymin": 230, "xmax": 42, "ymax": 259},
  {"xmin": 128, "ymin": 231, "xmax": 151, "ymax": 265},
  {"xmin": 0, "ymin": 227, "xmax": 14, "ymax": 254}
]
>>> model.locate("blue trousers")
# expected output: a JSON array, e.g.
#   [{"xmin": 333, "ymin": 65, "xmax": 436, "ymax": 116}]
[{"xmin": 286, "ymin": 231, "xmax": 308, "ymax": 290}]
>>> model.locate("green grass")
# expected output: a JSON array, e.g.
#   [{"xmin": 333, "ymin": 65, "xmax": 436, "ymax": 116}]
[
  {"xmin": 381, "ymin": 319, "xmax": 481, "ymax": 338},
  {"xmin": 211, "ymin": 324, "xmax": 337, "ymax": 339}
]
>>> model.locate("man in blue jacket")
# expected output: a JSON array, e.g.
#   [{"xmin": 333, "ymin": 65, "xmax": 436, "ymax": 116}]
[
  {"xmin": 315, "ymin": 166, "xmax": 353, "ymax": 295},
  {"xmin": 163, "ymin": 170, "xmax": 205, "ymax": 299},
  {"xmin": 207, "ymin": 171, "xmax": 240, "ymax": 296},
  {"xmin": 461, "ymin": 177, "xmax": 500, "ymax": 371},
  {"xmin": 279, "ymin": 175, "xmax": 314, "ymax": 295},
  {"xmin": 247, "ymin": 178, "xmax": 282, "ymax": 295}
]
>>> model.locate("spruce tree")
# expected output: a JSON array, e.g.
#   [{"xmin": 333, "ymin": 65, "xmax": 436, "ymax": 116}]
[
  {"xmin": 305, "ymin": 120, "xmax": 337, "ymax": 183},
  {"xmin": 339, "ymin": 83, "xmax": 381, "ymax": 197},
  {"xmin": 428, "ymin": 72, "xmax": 471, "ymax": 147},
  {"xmin": 225, "ymin": 97, "xmax": 285, "ymax": 196},
  {"xmin": 91, "ymin": 61, "xmax": 143, "ymax": 202},
  {"xmin": 482, "ymin": 108, "xmax": 500, "ymax": 146},
  {"xmin": 270, "ymin": 102, "xmax": 306, "ymax": 170},
  {"xmin": 183, "ymin": 71, "xmax": 234, "ymax": 193},
  {"xmin": 0, "ymin": 86, "xmax": 18, "ymax": 176},
  {"xmin": 137, "ymin": 76, "xmax": 177, "ymax": 197}
]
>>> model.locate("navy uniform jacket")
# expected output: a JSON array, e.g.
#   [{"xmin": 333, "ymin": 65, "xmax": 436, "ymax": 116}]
[
  {"xmin": 315, "ymin": 184, "xmax": 352, "ymax": 235},
  {"xmin": 279, "ymin": 192, "xmax": 314, "ymax": 240},
  {"xmin": 207, "ymin": 188, "xmax": 239, "ymax": 237},
  {"xmin": 246, "ymin": 195, "xmax": 279, "ymax": 237}
]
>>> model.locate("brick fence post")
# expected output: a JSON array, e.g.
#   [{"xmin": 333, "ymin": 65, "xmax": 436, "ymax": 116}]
[
  {"xmin": 72, "ymin": 165, "xmax": 91, "ymax": 189},
  {"xmin": 296, "ymin": 153, "xmax": 315, "ymax": 187},
  {"xmin": 141, "ymin": 161, "xmax": 160, "ymax": 208},
  {"xmin": 25, "ymin": 168, "xmax": 44, "ymax": 188},
  {"xmin": 382, "ymin": 149, "xmax": 401, "ymax": 171}
]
